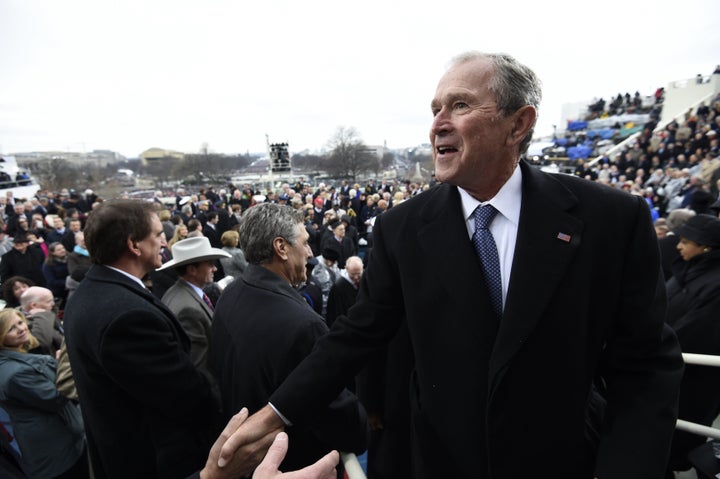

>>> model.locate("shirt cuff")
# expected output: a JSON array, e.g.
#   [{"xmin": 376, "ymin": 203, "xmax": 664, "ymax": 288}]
[{"xmin": 268, "ymin": 402, "xmax": 292, "ymax": 426}]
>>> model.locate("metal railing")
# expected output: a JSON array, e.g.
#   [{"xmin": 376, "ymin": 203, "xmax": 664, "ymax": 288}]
[
  {"xmin": 337, "ymin": 352, "xmax": 720, "ymax": 479},
  {"xmin": 675, "ymin": 353, "xmax": 720, "ymax": 439},
  {"xmin": 341, "ymin": 452, "xmax": 367, "ymax": 479}
]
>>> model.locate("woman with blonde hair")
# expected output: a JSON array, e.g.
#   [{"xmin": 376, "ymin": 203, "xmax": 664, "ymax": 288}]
[
  {"xmin": 219, "ymin": 230, "xmax": 248, "ymax": 279},
  {"xmin": 0, "ymin": 309, "xmax": 89, "ymax": 478},
  {"xmin": 167, "ymin": 223, "xmax": 189, "ymax": 253}
]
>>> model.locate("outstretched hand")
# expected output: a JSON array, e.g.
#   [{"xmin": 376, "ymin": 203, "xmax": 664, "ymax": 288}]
[
  {"xmin": 217, "ymin": 405, "xmax": 285, "ymax": 472},
  {"xmin": 254, "ymin": 432, "xmax": 338, "ymax": 479},
  {"xmin": 200, "ymin": 407, "xmax": 281, "ymax": 479}
]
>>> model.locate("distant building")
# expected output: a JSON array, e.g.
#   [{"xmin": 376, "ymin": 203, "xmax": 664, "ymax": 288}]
[
  {"xmin": 13, "ymin": 150, "xmax": 125, "ymax": 167},
  {"xmin": 140, "ymin": 147, "xmax": 185, "ymax": 163}
]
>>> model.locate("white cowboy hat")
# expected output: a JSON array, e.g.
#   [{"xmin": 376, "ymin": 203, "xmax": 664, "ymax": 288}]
[{"xmin": 156, "ymin": 236, "xmax": 230, "ymax": 271}]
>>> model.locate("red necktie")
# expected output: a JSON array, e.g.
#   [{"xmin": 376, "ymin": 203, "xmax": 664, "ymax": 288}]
[{"xmin": 202, "ymin": 293, "xmax": 214, "ymax": 311}]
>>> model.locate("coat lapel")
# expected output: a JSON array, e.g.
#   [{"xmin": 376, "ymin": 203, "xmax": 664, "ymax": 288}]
[
  {"xmin": 417, "ymin": 185, "xmax": 497, "ymax": 342},
  {"xmin": 178, "ymin": 280, "xmax": 214, "ymax": 320},
  {"xmin": 489, "ymin": 162, "xmax": 583, "ymax": 387},
  {"xmin": 90, "ymin": 265, "xmax": 192, "ymax": 351}
]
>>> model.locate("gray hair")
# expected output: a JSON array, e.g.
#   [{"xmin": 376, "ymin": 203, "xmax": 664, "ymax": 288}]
[
  {"xmin": 667, "ymin": 208, "xmax": 696, "ymax": 232},
  {"xmin": 20, "ymin": 286, "xmax": 52, "ymax": 311},
  {"xmin": 239, "ymin": 203, "xmax": 305, "ymax": 265},
  {"xmin": 450, "ymin": 51, "xmax": 542, "ymax": 154}
]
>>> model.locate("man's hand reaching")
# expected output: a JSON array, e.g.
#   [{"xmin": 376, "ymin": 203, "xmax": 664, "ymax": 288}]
[{"xmin": 253, "ymin": 432, "xmax": 338, "ymax": 479}]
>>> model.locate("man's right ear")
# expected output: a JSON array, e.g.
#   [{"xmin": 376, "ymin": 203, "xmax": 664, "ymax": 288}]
[{"xmin": 273, "ymin": 237, "xmax": 288, "ymax": 261}]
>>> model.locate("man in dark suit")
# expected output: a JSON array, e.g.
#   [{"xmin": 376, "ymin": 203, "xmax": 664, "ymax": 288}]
[
  {"xmin": 63, "ymin": 200, "xmax": 220, "ymax": 479},
  {"xmin": 202, "ymin": 212, "xmax": 222, "ymax": 248},
  {"xmin": 210, "ymin": 203, "xmax": 367, "ymax": 477},
  {"xmin": 325, "ymin": 256, "xmax": 363, "ymax": 329},
  {"xmin": 320, "ymin": 221, "xmax": 356, "ymax": 270},
  {"xmin": 217, "ymin": 52, "xmax": 683, "ymax": 479},
  {"xmin": 61, "ymin": 218, "xmax": 81, "ymax": 253}
]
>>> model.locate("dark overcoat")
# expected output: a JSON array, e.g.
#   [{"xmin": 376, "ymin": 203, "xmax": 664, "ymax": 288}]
[
  {"xmin": 64, "ymin": 265, "xmax": 218, "ymax": 479},
  {"xmin": 268, "ymin": 161, "xmax": 683, "ymax": 479}
]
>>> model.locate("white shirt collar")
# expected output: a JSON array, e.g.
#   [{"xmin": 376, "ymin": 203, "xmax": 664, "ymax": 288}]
[
  {"xmin": 458, "ymin": 165, "xmax": 523, "ymax": 227},
  {"xmin": 106, "ymin": 265, "xmax": 147, "ymax": 289},
  {"xmin": 184, "ymin": 280, "xmax": 206, "ymax": 300}
]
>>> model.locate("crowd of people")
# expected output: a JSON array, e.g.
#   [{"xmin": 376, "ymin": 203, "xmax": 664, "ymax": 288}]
[
  {"xmin": 0, "ymin": 51, "xmax": 719, "ymax": 479},
  {"xmin": 556, "ymin": 86, "xmax": 720, "ymax": 224}
]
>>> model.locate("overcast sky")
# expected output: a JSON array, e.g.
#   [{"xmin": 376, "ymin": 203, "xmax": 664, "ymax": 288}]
[{"xmin": 1, "ymin": 0, "xmax": 718, "ymax": 158}]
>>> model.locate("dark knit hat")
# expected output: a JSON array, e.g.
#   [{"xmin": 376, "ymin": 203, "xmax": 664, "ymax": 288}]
[
  {"xmin": 322, "ymin": 245, "xmax": 340, "ymax": 261},
  {"xmin": 676, "ymin": 214, "xmax": 720, "ymax": 248},
  {"xmin": 12, "ymin": 233, "xmax": 29, "ymax": 243}
]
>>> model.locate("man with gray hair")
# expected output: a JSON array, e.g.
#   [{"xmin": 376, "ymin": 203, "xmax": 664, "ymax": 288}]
[
  {"xmin": 219, "ymin": 51, "xmax": 682, "ymax": 479},
  {"xmin": 210, "ymin": 203, "xmax": 367, "ymax": 477},
  {"xmin": 19, "ymin": 286, "xmax": 63, "ymax": 356}
]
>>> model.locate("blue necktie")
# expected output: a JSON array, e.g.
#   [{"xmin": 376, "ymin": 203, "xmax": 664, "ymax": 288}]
[{"xmin": 472, "ymin": 205, "xmax": 503, "ymax": 319}]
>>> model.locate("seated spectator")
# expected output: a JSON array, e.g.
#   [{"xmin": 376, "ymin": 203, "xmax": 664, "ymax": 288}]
[
  {"xmin": 0, "ymin": 309, "xmax": 89, "ymax": 478},
  {"xmin": 42, "ymin": 242, "xmax": 69, "ymax": 306},
  {"xmin": 1, "ymin": 276, "xmax": 34, "ymax": 310}
]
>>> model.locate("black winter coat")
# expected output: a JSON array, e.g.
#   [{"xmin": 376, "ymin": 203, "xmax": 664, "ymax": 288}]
[{"xmin": 666, "ymin": 250, "xmax": 720, "ymax": 471}]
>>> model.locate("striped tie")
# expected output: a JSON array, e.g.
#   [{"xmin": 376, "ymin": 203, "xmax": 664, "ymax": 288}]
[{"xmin": 202, "ymin": 293, "xmax": 214, "ymax": 311}]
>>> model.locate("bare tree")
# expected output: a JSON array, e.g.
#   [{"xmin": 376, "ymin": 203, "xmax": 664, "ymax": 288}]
[
  {"xmin": 324, "ymin": 126, "xmax": 376, "ymax": 181},
  {"xmin": 27, "ymin": 158, "xmax": 80, "ymax": 192},
  {"xmin": 291, "ymin": 153, "xmax": 326, "ymax": 172}
]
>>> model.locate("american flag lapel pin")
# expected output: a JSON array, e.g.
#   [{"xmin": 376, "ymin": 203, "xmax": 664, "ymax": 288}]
[{"xmin": 557, "ymin": 232, "xmax": 572, "ymax": 243}]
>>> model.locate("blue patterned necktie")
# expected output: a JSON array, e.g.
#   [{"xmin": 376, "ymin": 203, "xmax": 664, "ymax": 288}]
[{"xmin": 472, "ymin": 205, "xmax": 503, "ymax": 319}]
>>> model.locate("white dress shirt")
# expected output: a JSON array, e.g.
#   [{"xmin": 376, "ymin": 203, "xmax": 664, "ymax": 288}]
[{"xmin": 457, "ymin": 166, "xmax": 522, "ymax": 310}]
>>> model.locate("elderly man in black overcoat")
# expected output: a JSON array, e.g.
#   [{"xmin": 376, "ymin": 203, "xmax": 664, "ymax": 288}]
[{"xmin": 216, "ymin": 52, "xmax": 683, "ymax": 479}]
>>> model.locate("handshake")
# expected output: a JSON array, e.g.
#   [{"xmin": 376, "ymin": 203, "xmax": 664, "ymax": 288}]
[{"xmin": 200, "ymin": 407, "xmax": 339, "ymax": 479}]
